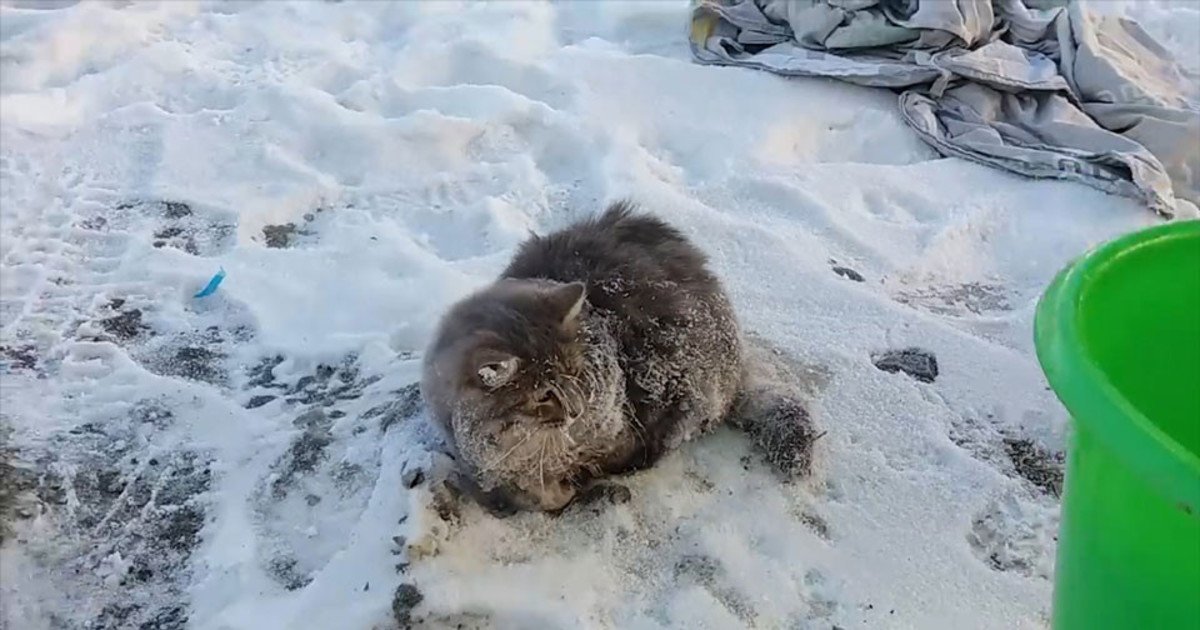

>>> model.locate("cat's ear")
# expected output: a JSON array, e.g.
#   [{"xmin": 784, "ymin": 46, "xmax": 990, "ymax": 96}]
[
  {"xmin": 548, "ymin": 281, "xmax": 587, "ymax": 326},
  {"xmin": 476, "ymin": 354, "xmax": 519, "ymax": 389}
]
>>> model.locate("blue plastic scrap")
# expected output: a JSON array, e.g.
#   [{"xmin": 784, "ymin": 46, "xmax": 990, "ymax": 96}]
[{"xmin": 194, "ymin": 267, "xmax": 226, "ymax": 298}]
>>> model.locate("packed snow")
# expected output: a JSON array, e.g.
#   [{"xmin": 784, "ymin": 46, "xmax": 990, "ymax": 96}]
[{"xmin": 0, "ymin": 1, "xmax": 1191, "ymax": 629}]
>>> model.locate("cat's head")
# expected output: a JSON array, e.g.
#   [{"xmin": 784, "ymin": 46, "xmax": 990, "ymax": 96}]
[
  {"xmin": 453, "ymin": 279, "xmax": 589, "ymax": 421},
  {"xmin": 423, "ymin": 278, "xmax": 597, "ymax": 502}
]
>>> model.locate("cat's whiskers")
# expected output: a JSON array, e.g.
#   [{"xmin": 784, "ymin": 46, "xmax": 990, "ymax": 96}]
[
  {"xmin": 540, "ymin": 429, "xmax": 570, "ymax": 479},
  {"xmin": 537, "ymin": 432, "xmax": 550, "ymax": 492},
  {"xmin": 584, "ymin": 366, "xmax": 602, "ymax": 405},
  {"xmin": 558, "ymin": 422, "xmax": 577, "ymax": 447},
  {"xmin": 559, "ymin": 377, "xmax": 587, "ymax": 420},
  {"xmin": 549, "ymin": 381, "xmax": 573, "ymax": 420},
  {"xmin": 484, "ymin": 429, "xmax": 534, "ymax": 471},
  {"xmin": 570, "ymin": 363, "xmax": 597, "ymax": 405},
  {"xmin": 622, "ymin": 399, "xmax": 648, "ymax": 448}
]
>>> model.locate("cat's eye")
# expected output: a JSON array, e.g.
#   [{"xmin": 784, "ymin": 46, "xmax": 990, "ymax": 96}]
[{"xmin": 534, "ymin": 389, "xmax": 555, "ymax": 405}]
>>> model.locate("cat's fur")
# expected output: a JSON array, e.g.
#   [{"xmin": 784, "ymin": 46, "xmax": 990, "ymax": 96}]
[{"xmin": 422, "ymin": 201, "xmax": 814, "ymax": 514}]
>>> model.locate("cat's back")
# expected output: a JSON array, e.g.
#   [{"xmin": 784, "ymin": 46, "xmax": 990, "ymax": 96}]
[{"xmin": 502, "ymin": 202, "xmax": 722, "ymax": 316}]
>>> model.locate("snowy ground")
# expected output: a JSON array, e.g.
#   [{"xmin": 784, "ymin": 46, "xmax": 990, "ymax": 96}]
[{"xmin": 0, "ymin": 1, "xmax": 1192, "ymax": 629}]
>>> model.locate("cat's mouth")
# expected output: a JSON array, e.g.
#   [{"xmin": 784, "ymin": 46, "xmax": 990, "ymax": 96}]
[{"xmin": 540, "ymin": 418, "xmax": 566, "ymax": 429}]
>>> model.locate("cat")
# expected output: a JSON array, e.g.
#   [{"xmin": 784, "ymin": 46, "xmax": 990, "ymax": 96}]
[{"xmin": 421, "ymin": 201, "xmax": 815, "ymax": 514}]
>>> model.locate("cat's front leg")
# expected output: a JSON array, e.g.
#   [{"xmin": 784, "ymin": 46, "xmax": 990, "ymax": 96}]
[
  {"xmin": 420, "ymin": 449, "xmax": 523, "ymax": 518},
  {"xmin": 442, "ymin": 455, "xmax": 576, "ymax": 515},
  {"xmin": 513, "ymin": 476, "xmax": 577, "ymax": 513},
  {"xmin": 568, "ymin": 482, "xmax": 632, "ymax": 511},
  {"xmin": 449, "ymin": 470, "xmax": 524, "ymax": 518}
]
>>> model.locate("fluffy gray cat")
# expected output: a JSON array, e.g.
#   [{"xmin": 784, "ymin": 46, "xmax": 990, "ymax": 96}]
[{"xmin": 422, "ymin": 201, "xmax": 815, "ymax": 514}]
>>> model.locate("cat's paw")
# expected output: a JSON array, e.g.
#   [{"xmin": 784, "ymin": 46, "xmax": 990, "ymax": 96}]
[
  {"xmin": 429, "ymin": 460, "xmax": 524, "ymax": 518},
  {"xmin": 567, "ymin": 482, "xmax": 632, "ymax": 513},
  {"xmin": 466, "ymin": 482, "xmax": 523, "ymax": 518},
  {"xmin": 744, "ymin": 396, "xmax": 818, "ymax": 477}
]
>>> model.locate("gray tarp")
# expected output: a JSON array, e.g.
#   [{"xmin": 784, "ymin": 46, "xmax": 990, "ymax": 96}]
[{"xmin": 689, "ymin": 0, "xmax": 1200, "ymax": 217}]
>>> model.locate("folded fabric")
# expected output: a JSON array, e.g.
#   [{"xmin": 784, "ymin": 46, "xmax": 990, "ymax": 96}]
[{"xmin": 690, "ymin": 0, "xmax": 1200, "ymax": 217}]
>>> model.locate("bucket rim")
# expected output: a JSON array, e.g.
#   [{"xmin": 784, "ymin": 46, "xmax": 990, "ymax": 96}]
[{"xmin": 1035, "ymin": 219, "xmax": 1200, "ymax": 516}]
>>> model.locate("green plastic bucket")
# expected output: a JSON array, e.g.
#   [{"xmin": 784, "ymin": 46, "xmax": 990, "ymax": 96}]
[{"xmin": 1035, "ymin": 220, "xmax": 1200, "ymax": 629}]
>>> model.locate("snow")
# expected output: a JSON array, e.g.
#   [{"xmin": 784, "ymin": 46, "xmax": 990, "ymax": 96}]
[{"xmin": 0, "ymin": 1, "xmax": 1188, "ymax": 629}]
